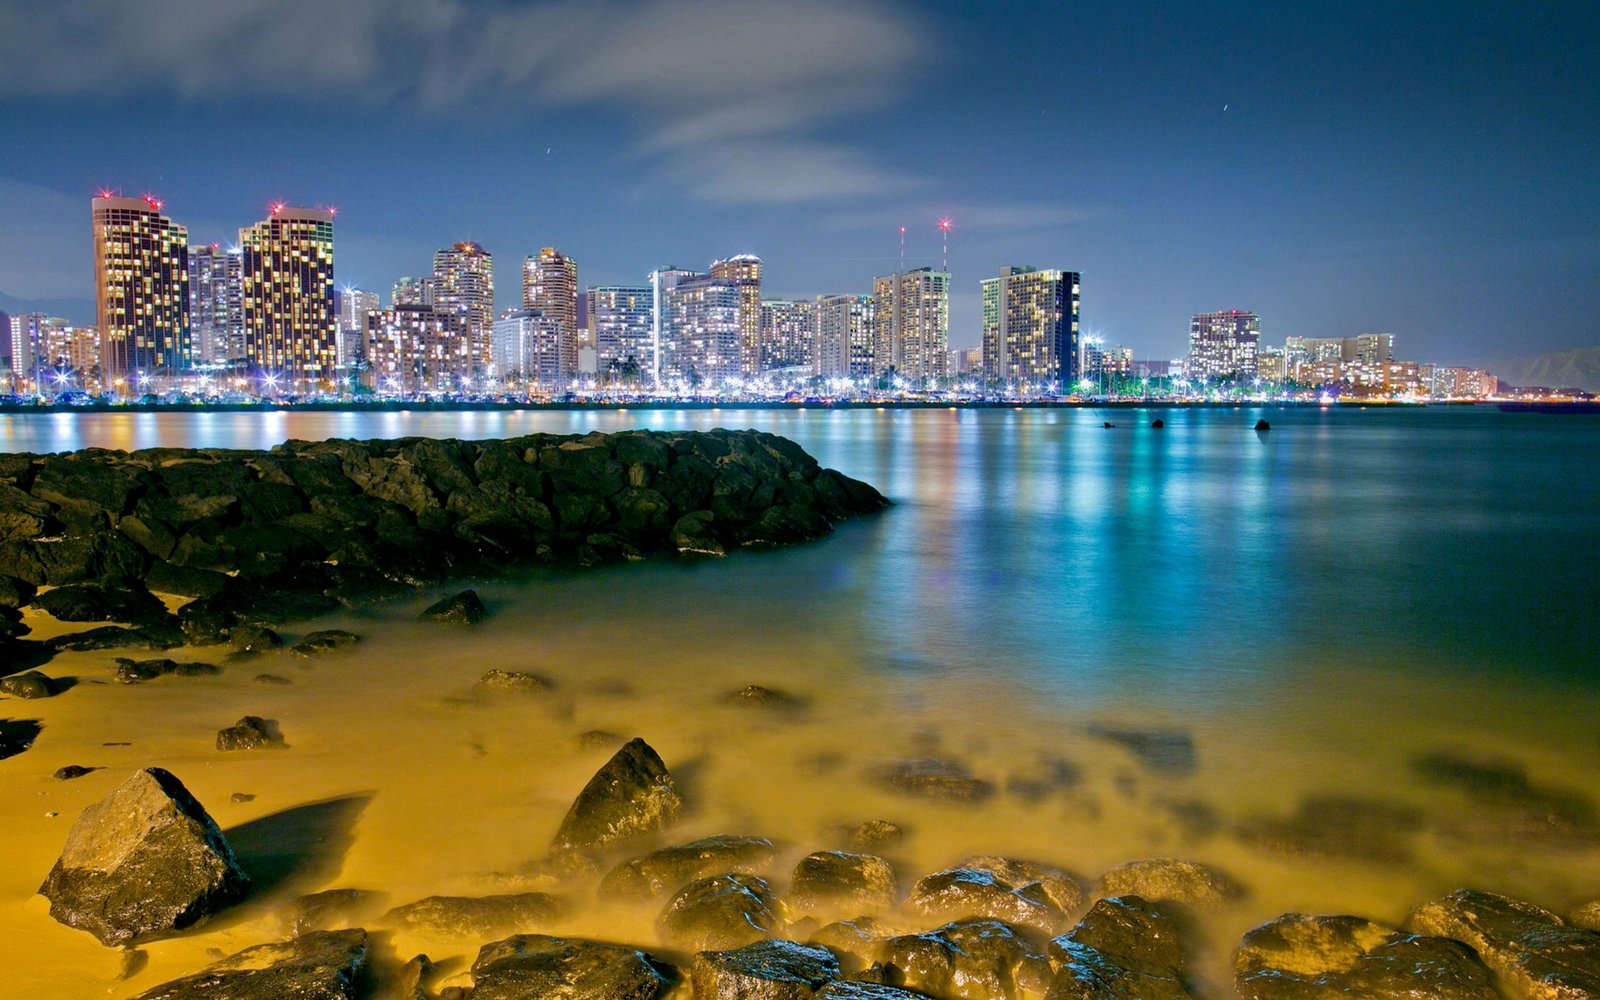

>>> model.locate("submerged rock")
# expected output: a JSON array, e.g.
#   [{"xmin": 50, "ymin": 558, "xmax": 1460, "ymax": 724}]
[
  {"xmin": 883, "ymin": 919, "xmax": 1051, "ymax": 1000},
  {"xmin": 1408, "ymin": 888, "xmax": 1600, "ymax": 1000},
  {"xmin": 385, "ymin": 892, "xmax": 566, "ymax": 939},
  {"xmin": 658, "ymin": 873, "xmax": 781, "ymax": 951},
  {"xmin": 789, "ymin": 851, "xmax": 899, "ymax": 921},
  {"xmin": 1237, "ymin": 794, "xmax": 1423, "ymax": 863},
  {"xmin": 1092, "ymin": 859, "xmax": 1244, "ymax": 909},
  {"xmin": 289, "ymin": 629, "xmax": 361, "ymax": 657},
  {"xmin": 116, "ymin": 657, "xmax": 220, "ymax": 684},
  {"xmin": 216, "ymin": 716, "xmax": 286, "ymax": 751},
  {"xmin": 1573, "ymin": 901, "xmax": 1600, "ymax": 932},
  {"xmin": 600, "ymin": 834, "xmax": 781, "ymax": 900},
  {"xmin": 906, "ymin": 866, "xmax": 1069, "ymax": 936},
  {"xmin": 228, "ymin": 624, "xmax": 283, "ymax": 653},
  {"xmin": 1048, "ymin": 896, "xmax": 1195, "ymax": 999},
  {"xmin": 468, "ymin": 933, "xmax": 672, "ymax": 1000},
  {"xmin": 1413, "ymin": 750, "xmax": 1599, "ymax": 846},
  {"xmin": 723, "ymin": 684, "xmax": 806, "ymax": 710},
  {"xmin": 291, "ymin": 888, "xmax": 385, "ymax": 935},
  {"xmin": 38, "ymin": 767, "xmax": 250, "ymax": 945},
  {"xmin": 691, "ymin": 940, "xmax": 841, "ymax": 1000},
  {"xmin": 1235, "ymin": 912, "xmax": 1498, "ymax": 1000},
  {"xmin": 850, "ymin": 820, "xmax": 907, "ymax": 852},
  {"xmin": 477, "ymin": 669, "xmax": 556, "ymax": 695},
  {"xmin": 1085, "ymin": 724, "xmax": 1196, "ymax": 775},
  {"xmin": 882, "ymin": 758, "xmax": 995, "ymax": 803},
  {"xmin": 423, "ymin": 588, "xmax": 487, "ymax": 625},
  {"xmin": 54, "ymin": 764, "xmax": 97, "ymax": 780},
  {"xmin": 0, "ymin": 669, "xmax": 57, "ymax": 698},
  {"xmin": 551, "ymin": 737, "xmax": 682, "ymax": 853},
  {"xmin": 130, "ymin": 928, "xmax": 368, "ymax": 999}
]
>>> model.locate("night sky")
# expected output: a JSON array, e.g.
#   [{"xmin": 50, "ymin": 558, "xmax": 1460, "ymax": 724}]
[{"xmin": 1, "ymin": 0, "xmax": 1595, "ymax": 364}]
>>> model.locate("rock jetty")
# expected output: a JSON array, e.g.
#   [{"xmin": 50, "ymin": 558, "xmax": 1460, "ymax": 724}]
[{"xmin": 0, "ymin": 430, "xmax": 887, "ymax": 667}]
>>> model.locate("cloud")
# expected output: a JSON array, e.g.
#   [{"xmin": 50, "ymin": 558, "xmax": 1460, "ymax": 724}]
[{"xmin": 0, "ymin": 0, "xmax": 928, "ymax": 203}]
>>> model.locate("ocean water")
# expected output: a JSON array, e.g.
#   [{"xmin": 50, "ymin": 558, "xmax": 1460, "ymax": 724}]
[{"xmin": 1, "ymin": 405, "xmax": 1596, "ymax": 996}]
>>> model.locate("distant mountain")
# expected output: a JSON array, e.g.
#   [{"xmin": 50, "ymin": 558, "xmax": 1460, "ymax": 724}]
[
  {"xmin": 1490, "ymin": 346, "xmax": 1600, "ymax": 392},
  {"xmin": 0, "ymin": 291, "xmax": 96, "ymax": 326}
]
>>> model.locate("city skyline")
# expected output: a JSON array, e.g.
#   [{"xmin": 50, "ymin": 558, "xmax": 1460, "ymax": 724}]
[{"xmin": 1, "ymin": 2, "xmax": 1596, "ymax": 367}]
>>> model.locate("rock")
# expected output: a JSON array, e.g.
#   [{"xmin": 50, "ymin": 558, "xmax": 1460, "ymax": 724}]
[
  {"xmin": 789, "ymin": 852, "xmax": 898, "ymax": 921},
  {"xmin": 958, "ymin": 856, "xmax": 1085, "ymax": 916},
  {"xmin": 578, "ymin": 729, "xmax": 624, "ymax": 750},
  {"xmin": 37, "ymin": 767, "xmax": 250, "ymax": 944},
  {"xmin": 422, "ymin": 588, "xmax": 487, "ymax": 625},
  {"xmin": 883, "ymin": 919, "xmax": 1051, "ymax": 1000},
  {"xmin": 254, "ymin": 673, "xmax": 293, "ymax": 685},
  {"xmin": 1413, "ymin": 750, "xmax": 1599, "ymax": 846},
  {"xmin": 1092, "ymin": 859, "xmax": 1244, "ymax": 909},
  {"xmin": 906, "ymin": 867, "xmax": 1068, "ymax": 936},
  {"xmin": 817, "ymin": 984, "xmax": 928, "ymax": 999},
  {"xmin": 1006, "ymin": 757, "xmax": 1083, "ymax": 802},
  {"xmin": 1103, "ymin": 422, "xmax": 1114, "ymax": 428},
  {"xmin": 1409, "ymin": 888, "xmax": 1600, "ymax": 1000},
  {"xmin": 1235, "ymin": 912, "xmax": 1498, "ymax": 1000},
  {"xmin": 291, "ymin": 888, "xmax": 384, "ymax": 934},
  {"xmin": 116, "ymin": 657, "xmax": 220, "ymax": 683},
  {"xmin": 810, "ymin": 917, "xmax": 894, "ymax": 971},
  {"xmin": 289, "ymin": 629, "xmax": 361, "ymax": 657},
  {"xmin": 397, "ymin": 953, "xmax": 435, "ymax": 1000},
  {"xmin": 691, "ymin": 940, "xmax": 841, "ymax": 1000},
  {"xmin": 724, "ymin": 684, "xmax": 806, "ymax": 710},
  {"xmin": 0, "ymin": 669, "xmax": 56, "ymax": 698},
  {"xmin": 55, "ymin": 764, "xmax": 97, "ymax": 780},
  {"xmin": 0, "ymin": 573, "xmax": 37, "ymax": 608},
  {"xmin": 671, "ymin": 510, "xmax": 725, "ymax": 557},
  {"xmin": 1048, "ymin": 896, "xmax": 1195, "ymax": 999},
  {"xmin": 129, "ymin": 928, "xmax": 368, "ymax": 999},
  {"xmin": 477, "ymin": 669, "xmax": 556, "ymax": 695},
  {"xmin": 1150, "ymin": 419, "xmax": 1165, "ymax": 428},
  {"xmin": 34, "ymin": 581, "xmax": 169, "ymax": 626},
  {"xmin": 882, "ymin": 759, "xmax": 995, "ymax": 803},
  {"xmin": 216, "ymin": 716, "xmax": 286, "ymax": 751},
  {"xmin": 1573, "ymin": 902, "xmax": 1600, "ymax": 932},
  {"xmin": 229, "ymin": 624, "xmax": 283, "ymax": 653},
  {"xmin": 1254, "ymin": 419, "xmax": 1271, "ymax": 431},
  {"xmin": 385, "ymin": 892, "xmax": 567, "ymax": 939},
  {"xmin": 658, "ymin": 873, "xmax": 781, "ymax": 950},
  {"xmin": 600, "ymin": 835, "xmax": 781, "ymax": 900},
  {"xmin": 145, "ymin": 560, "xmax": 231, "ymax": 598},
  {"xmin": 550, "ymin": 737, "xmax": 682, "ymax": 853},
  {"xmin": 1237, "ymin": 794, "xmax": 1424, "ymax": 863},
  {"xmin": 230, "ymin": 792, "xmax": 256, "ymax": 803},
  {"xmin": 850, "ymin": 820, "xmax": 906, "ymax": 852},
  {"xmin": 1085, "ymin": 724, "xmax": 1196, "ymax": 775},
  {"xmin": 50, "ymin": 624, "xmax": 180, "ymax": 652},
  {"xmin": 0, "ymin": 717, "xmax": 42, "ymax": 760},
  {"xmin": 468, "ymin": 933, "xmax": 671, "ymax": 1000}
]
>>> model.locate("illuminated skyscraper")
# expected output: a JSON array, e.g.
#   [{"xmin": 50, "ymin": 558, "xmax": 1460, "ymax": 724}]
[
  {"xmin": 648, "ymin": 267, "xmax": 697, "ymax": 385},
  {"xmin": 239, "ymin": 205, "xmax": 336, "ymax": 384},
  {"xmin": 393, "ymin": 276, "xmax": 435, "ymax": 307},
  {"xmin": 432, "ymin": 242, "xmax": 494, "ymax": 371},
  {"xmin": 657, "ymin": 270, "xmax": 742, "ymax": 387},
  {"xmin": 759, "ymin": 299, "xmax": 816, "ymax": 374},
  {"xmin": 188, "ymin": 243, "xmax": 242, "ymax": 365},
  {"xmin": 1186, "ymin": 310, "xmax": 1260, "ymax": 380},
  {"xmin": 980, "ymin": 266, "xmax": 1080, "ymax": 385},
  {"xmin": 492, "ymin": 309, "xmax": 568, "ymax": 391},
  {"xmin": 92, "ymin": 194, "xmax": 191, "ymax": 383},
  {"xmin": 872, "ymin": 267, "xmax": 949, "ymax": 381},
  {"xmin": 338, "ymin": 287, "xmax": 379, "ymax": 368},
  {"xmin": 709, "ymin": 254, "xmax": 763, "ymax": 376},
  {"xmin": 363, "ymin": 304, "xmax": 465, "ymax": 394},
  {"xmin": 815, "ymin": 294, "xmax": 875, "ymax": 379},
  {"xmin": 587, "ymin": 286, "xmax": 653, "ymax": 385},
  {"xmin": 523, "ymin": 248, "xmax": 579, "ymax": 378}
]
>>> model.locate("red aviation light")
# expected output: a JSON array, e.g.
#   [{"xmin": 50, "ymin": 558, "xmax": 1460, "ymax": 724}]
[
  {"xmin": 96, "ymin": 187, "xmax": 117, "ymax": 200},
  {"xmin": 144, "ymin": 194, "xmax": 164, "ymax": 211},
  {"xmin": 270, "ymin": 201, "xmax": 286, "ymax": 215},
  {"xmin": 326, "ymin": 206, "xmax": 338, "ymax": 218},
  {"xmin": 938, "ymin": 217, "xmax": 953, "ymax": 232}
]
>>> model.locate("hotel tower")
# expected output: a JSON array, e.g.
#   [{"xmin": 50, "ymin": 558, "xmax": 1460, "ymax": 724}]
[
  {"xmin": 238, "ymin": 205, "xmax": 337, "ymax": 385},
  {"xmin": 92, "ymin": 194, "xmax": 191, "ymax": 385}
]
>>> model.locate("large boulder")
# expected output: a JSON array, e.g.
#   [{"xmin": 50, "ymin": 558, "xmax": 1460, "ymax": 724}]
[
  {"xmin": 550, "ymin": 737, "xmax": 681, "ymax": 853},
  {"xmin": 958, "ymin": 856, "xmax": 1085, "ymax": 917},
  {"xmin": 788, "ymin": 851, "xmax": 899, "ymax": 922},
  {"xmin": 882, "ymin": 919, "xmax": 1051, "ymax": 1000},
  {"xmin": 34, "ymin": 580, "xmax": 169, "ymax": 626},
  {"xmin": 1408, "ymin": 889, "xmax": 1600, "ymax": 1000},
  {"xmin": 38, "ymin": 767, "xmax": 250, "ymax": 944},
  {"xmin": 1235, "ymin": 912, "xmax": 1498, "ymax": 1000},
  {"xmin": 421, "ymin": 588, "xmax": 487, "ymax": 625},
  {"xmin": 384, "ymin": 893, "xmax": 567, "ymax": 939},
  {"xmin": 1047, "ymin": 896, "xmax": 1195, "ymax": 999},
  {"xmin": 599, "ymin": 834, "xmax": 780, "ymax": 900},
  {"xmin": 906, "ymin": 867, "xmax": 1067, "ymax": 936},
  {"xmin": 691, "ymin": 940, "xmax": 841, "ymax": 1000},
  {"xmin": 130, "ymin": 928, "xmax": 368, "ymax": 999},
  {"xmin": 468, "ymin": 934, "xmax": 671, "ymax": 1000},
  {"xmin": 657, "ymin": 873, "xmax": 781, "ymax": 950},
  {"xmin": 1092, "ymin": 859, "xmax": 1244, "ymax": 909},
  {"xmin": 0, "ymin": 669, "xmax": 57, "ymax": 698}
]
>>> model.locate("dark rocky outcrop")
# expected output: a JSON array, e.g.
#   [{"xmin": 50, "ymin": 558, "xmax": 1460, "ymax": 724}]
[
  {"xmin": 724, "ymin": 684, "xmax": 806, "ymax": 710},
  {"xmin": 1048, "ymin": 896, "xmax": 1195, "ymax": 999},
  {"xmin": 116, "ymin": 657, "xmax": 220, "ymax": 683},
  {"xmin": 422, "ymin": 588, "xmax": 487, "ymax": 625},
  {"xmin": 216, "ymin": 715, "xmax": 285, "ymax": 751},
  {"xmin": 600, "ymin": 834, "xmax": 780, "ymax": 900},
  {"xmin": 1235, "ymin": 912, "xmax": 1498, "ymax": 1000},
  {"xmin": 658, "ymin": 873, "xmax": 781, "ymax": 950},
  {"xmin": 789, "ymin": 851, "xmax": 898, "ymax": 922},
  {"xmin": 1408, "ymin": 888, "xmax": 1600, "ymax": 1000},
  {"xmin": 33, "ymin": 580, "xmax": 171, "ymax": 626},
  {"xmin": 291, "ymin": 888, "xmax": 385, "ymax": 934},
  {"xmin": 0, "ymin": 669, "xmax": 57, "ymax": 698},
  {"xmin": 38, "ymin": 767, "xmax": 250, "ymax": 944},
  {"xmin": 691, "ymin": 940, "xmax": 841, "ymax": 1000},
  {"xmin": 384, "ymin": 892, "xmax": 567, "ymax": 939},
  {"xmin": 551, "ymin": 737, "xmax": 681, "ymax": 853},
  {"xmin": 467, "ymin": 933, "xmax": 672, "ymax": 1000},
  {"xmin": 130, "ymin": 928, "xmax": 368, "ymax": 999},
  {"xmin": 882, "ymin": 919, "xmax": 1051, "ymax": 999},
  {"xmin": 1092, "ymin": 859, "xmax": 1244, "ymax": 909}
]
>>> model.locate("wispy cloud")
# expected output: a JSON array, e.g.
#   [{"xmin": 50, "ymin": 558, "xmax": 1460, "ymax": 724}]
[{"xmin": 0, "ymin": 0, "xmax": 930, "ymax": 204}]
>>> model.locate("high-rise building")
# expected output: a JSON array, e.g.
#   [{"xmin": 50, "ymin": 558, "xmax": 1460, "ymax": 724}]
[
  {"xmin": 815, "ymin": 294, "xmax": 875, "ymax": 380},
  {"xmin": 0, "ymin": 311, "xmax": 10, "ymax": 375},
  {"xmin": 8, "ymin": 313, "xmax": 48, "ymax": 389},
  {"xmin": 656, "ymin": 270, "xmax": 743, "ymax": 387},
  {"xmin": 188, "ymin": 243, "xmax": 242, "ymax": 365},
  {"xmin": 1186, "ymin": 310, "xmax": 1260, "ymax": 380},
  {"xmin": 709, "ymin": 254, "xmax": 763, "ymax": 376},
  {"xmin": 759, "ymin": 299, "xmax": 815, "ymax": 374},
  {"xmin": 364, "ymin": 304, "xmax": 471, "ymax": 394},
  {"xmin": 523, "ymin": 248, "xmax": 579, "ymax": 379},
  {"xmin": 92, "ymin": 194, "xmax": 191, "ymax": 383},
  {"xmin": 338, "ymin": 287, "xmax": 379, "ymax": 368},
  {"xmin": 492, "ymin": 308, "xmax": 568, "ymax": 391},
  {"xmin": 393, "ymin": 276, "xmax": 435, "ymax": 308},
  {"xmin": 1257, "ymin": 346, "xmax": 1288, "ymax": 382},
  {"xmin": 648, "ymin": 267, "xmax": 697, "ymax": 385},
  {"xmin": 586, "ymin": 286, "xmax": 654, "ymax": 385},
  {"xmin": 239, "ymin": 205, "xmax": 336, "ymax": 385},
  {"xmin": 432, "ymin": 242, "xmax": 494, "ymax": 371},
  {"xmin": 980, "ymin": 266, "xmax": 1080, "ymax": 386},
  {"xmin": 872, "ymin": 267, "xmax": 949, "ymax": 382}
]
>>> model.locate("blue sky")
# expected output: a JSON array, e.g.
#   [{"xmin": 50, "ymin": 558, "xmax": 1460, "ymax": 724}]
[{"xmin": 0, "ymin": 0, "xmax": 1595, "ymax": 364}]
